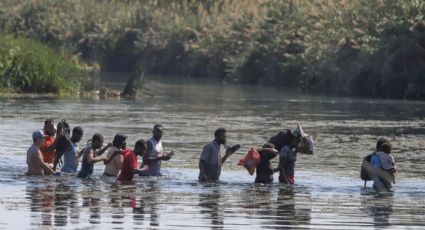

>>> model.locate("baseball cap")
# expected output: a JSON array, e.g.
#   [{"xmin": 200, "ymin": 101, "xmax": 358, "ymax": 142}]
[{"xmin": 32, "ymin": 130, "xmax": 47, "ymax": 139}]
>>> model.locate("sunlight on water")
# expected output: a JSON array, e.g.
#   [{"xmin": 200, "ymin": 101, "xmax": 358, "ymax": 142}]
[{"xmin": 0, "ymin": 77, "xmax": 425, "ymax": 229}]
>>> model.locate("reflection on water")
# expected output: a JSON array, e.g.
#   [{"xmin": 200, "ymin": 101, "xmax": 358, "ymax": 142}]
[{"xmin": 1, "ymin": 77, "xmax": 425, "ymax": 229}]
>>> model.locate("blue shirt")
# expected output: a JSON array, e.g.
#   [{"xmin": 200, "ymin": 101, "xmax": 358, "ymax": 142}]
[
  {"xmin": 371, "ymin": 154, "xmax": 382, "ymax": 168},
  {"xmin": 61, "ymin": 143, "xmax": 78, "ymax": 173}
]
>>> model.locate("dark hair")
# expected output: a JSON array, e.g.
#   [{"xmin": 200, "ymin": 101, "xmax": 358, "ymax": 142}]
[
  {"xmin": 44, "ymin": 119, "xmax": 54, "ymax": 125},
  {"xmin": 214, "ymin": 128, "xmax": 227, "ymax": 137},
  {"xmin": 380, "ymin": 141, "xmax": 392, "ymax": 154},
  {"xmin": 376, "ymin": 137, "xmax": 388, "ymax": 151},
  {"xmin": 72, "ymin": 126, "xmax": 83, "ymax": 135},
  {"xmin": 112, "ymin": 133, "xmax": 127, "ymax": 147},
  {"xmin": 135, "ymin": 139, "xmax": 146, "ymax": 149},
  {"xmin": 153, "ymin": 124, "xmax": 163, "ymax": 130},
  {"xmin": 262, "ymin": 143, "xmax": 275, "ymax": 149},
  {"xmin": 92, "ymin": 133, "xmax": 104, "ymax": 142}
]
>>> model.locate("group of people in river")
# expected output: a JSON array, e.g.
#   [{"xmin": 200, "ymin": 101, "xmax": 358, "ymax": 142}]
[{"xmin": 26, "ymin": 118, "xmax": 395, "ymax": 192}]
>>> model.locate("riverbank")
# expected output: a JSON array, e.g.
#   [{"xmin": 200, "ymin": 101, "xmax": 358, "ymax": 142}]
[{"xmin": 1, "ymin": 1, "xmax": 425, "ymax": 99}]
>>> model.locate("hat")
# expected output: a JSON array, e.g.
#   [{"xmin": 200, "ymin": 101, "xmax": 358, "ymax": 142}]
[
  {"xmin": 292, "ymin": 123, "xmax": 306, "ymax": 137},
  {"xmin": 32, "ymin": 130, "xmax": 47, "ymax": 139}
]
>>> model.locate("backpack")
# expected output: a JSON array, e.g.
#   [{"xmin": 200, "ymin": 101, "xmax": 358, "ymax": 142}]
[{"xmin": 360, "ymin": 153, "xmax": 374, "ymax": 181}]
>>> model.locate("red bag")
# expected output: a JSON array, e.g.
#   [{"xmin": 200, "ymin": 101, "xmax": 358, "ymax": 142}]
[{"xmin": 237, "ymin": 148, "xmax": 261, "ymax": 175}]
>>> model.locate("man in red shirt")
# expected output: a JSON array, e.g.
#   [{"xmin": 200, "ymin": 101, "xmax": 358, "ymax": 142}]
[{"xmin": 117, "ymin": 139, "xmax": 148, "ymax": 182}]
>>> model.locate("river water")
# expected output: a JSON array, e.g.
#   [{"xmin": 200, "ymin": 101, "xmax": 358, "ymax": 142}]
[{"xmin": 0, "ymin": 77, "xmax": 424, "ymax": 229}]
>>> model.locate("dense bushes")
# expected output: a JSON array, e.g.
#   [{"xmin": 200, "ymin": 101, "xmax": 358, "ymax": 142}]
[
  {"xmin": 0, "ymin": 35, "xmax": 78, "ymax": 93},
  {"xmin": 1, "ymin": 0, "xmax": 425, "ymax": 99}
]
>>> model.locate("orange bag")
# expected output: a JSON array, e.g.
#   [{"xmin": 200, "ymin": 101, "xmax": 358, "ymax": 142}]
[{"xmin": 237, "ymin": 148, "xmax": 261, "ymax": 175}]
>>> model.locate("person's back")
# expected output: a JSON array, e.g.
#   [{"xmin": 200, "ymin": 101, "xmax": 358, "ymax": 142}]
[
  {"xmin": 278, "ymin": 145, "xmax": 297, "ymax": 184},
  {"xmin": 77, "ymin": 146, "xmax": 94, "ymax": 178},
  {"xmin": 255, "ymin": 145, "xmax": 278, "ymax": 183},
  {"xmin": 61, "ymin": 142, "xmax": 79, "ymax": 173},
  {"xmin": 117, "ymin": 149, "xmax": 137, "ymax": 181},
  {"xmin": 198, "ymin": 140, "xmax": 222, "ymax": 181},
  {"xmin": 27, "ymin": 144, "xmax": 45, "ymax": 175}
]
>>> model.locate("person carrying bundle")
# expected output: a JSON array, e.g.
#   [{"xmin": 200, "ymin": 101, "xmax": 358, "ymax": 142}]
[
  {"xmin": 238, "ymin": 143, "xmax": 279, "ymax": 183},
  {"xmin": 269, "ymin": 124, "xmax": 314, "ymax": 185}
]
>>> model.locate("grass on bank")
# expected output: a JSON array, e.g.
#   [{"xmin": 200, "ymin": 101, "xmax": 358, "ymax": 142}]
[{"xmin": 0, "ymin": 35, "xmax": 79, "ymax": 94}]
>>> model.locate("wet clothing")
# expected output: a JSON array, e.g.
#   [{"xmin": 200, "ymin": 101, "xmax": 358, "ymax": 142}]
[
  {"xmin": 103, "ymin": 146, "xmax": 123, "ymax": 177},
  {"xmin": 278, "ymin": 146, "xmax": 297, "ymax": 184},
  {"xmin": 61, "ymin": 142, "xmax": 78, "ymax": 173},
  {"xmin": 40, "ymin": 135, "xmax": 55, "ymax": 164},
  {"xmin": 77, "ymin": 147, "xmax": 94, "ymax": 178},
  {"xmin": 376, "ymin": 152, "xmax": 395, "ymax": 170},
  {"xmin": 140, "ymin": 138, "xmax": 163, "ymax": 176},
  {"xmin": 26, "ymin": 144, "xmax": 45, "ymax": 175},
  {"xmin": 117, "ymin": 149, "xmax": 138, "ymax": 181},
  {"xmin": 255, "ymin": 149, "xmax": 277, "ymax": 183},
  {"xmin": 372, "ymin": 153, "xmax": 394, "ymax": 191},
  {"xmin": 198, "ymin": 140, "xmax": 224, "ymax": 182}
]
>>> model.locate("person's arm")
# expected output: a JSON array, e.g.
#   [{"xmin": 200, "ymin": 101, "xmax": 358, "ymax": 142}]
[
  {"xmin": 199, "ymin": 160, "xmax": 209, "ymax": 181},
  {"xmin": 42, "ymin": 130, "xmax": 66, "ymax": 153},
  {"xmin": 160, "ymin": 151, "xmax": 175, "ymax": 161},
  {"xmin": 103, "ymin": 150, "xmax": 123, "ymax": 164},
  {"xmin": 37, "ymin": 151, "xmax": 55, "ymax": 174},
  {"xmin": 95, "ymin": 143, "xmax": 112, "ymax": 156},
  {"xmin": 221, "ymin": 147, "xmax": 234, "ymax": 164},
  {"xmin": 76, "ymin": 148, "xmax": 85, "ymax": 158},
  {"xmin": 87, "ymin": 149, "xmax": 108, "ymax": 164}
]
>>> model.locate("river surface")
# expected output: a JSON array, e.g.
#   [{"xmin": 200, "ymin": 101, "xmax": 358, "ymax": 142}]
[{"xmin": 0, "ymin": 76, "xmax": 424, "ymax": 229}]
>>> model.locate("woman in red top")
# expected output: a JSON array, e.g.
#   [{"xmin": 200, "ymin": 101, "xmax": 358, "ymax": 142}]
[{"xmin": 117, "ymin": 139, "xmax": 149, "ymax": 182}]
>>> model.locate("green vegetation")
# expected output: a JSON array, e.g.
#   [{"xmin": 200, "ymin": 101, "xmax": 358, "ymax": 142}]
[
  {"xmin": 0, "ymin": 0, "xmax": 425, "ymax": 99},
  {"xmin": 0, "ymin": 35, "xmax": 79, "ymax": 93}
]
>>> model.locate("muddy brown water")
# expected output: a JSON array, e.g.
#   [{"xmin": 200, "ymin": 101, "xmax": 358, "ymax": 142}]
[{"xmin": 0, "ymin": 77, "xmax": 424, "ymax": 229}]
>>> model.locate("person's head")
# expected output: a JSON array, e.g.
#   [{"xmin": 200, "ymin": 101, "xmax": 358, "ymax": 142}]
[
  {"xmin": 262, "ymin": 143, "xmax": 275, "ymax": 149},
  {"xmin": 376, "ymin": 137, "xmax": 388, "ymax": 152},
  {"xmin": 152, "ymin": 124, "xmax": 163, "ymax": 141},
  {"xmin": 56, "ymin": 119, "xmax": 70, "ymax": 136},
  {"xmin": 112, "ymin": 133, "xmax": 127, "ymax": 149},
  {"xmin": 134, "ymin": 139, "xmax": 147, "ymax": 156},
  {"xmin": 380, "ymin": 141, "xmax": 392, "ymax": 154},
  {"xmin": 91, "ymin": 133, "xmax": 104, "ymax": 149},
  {"xmin": 214, "ymin": 128, "xmax": 227, "ymax": 145},
  {"xmin": 32, "ymin": 130, "xmax": 46, "ymax": 146},
  {"xmin": 71, "ymin": 126, "xmax": 83, "ymax": 143},
  {"xmin": 43, "ymin": 119, "xmax": 55, "ymax": 136}
]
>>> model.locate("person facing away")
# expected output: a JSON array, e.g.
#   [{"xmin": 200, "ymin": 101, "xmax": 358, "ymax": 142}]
[
  {"xmin": 276, "ymin": 136, "xmax": 301, "ymax": 184},
  {"xmin": 57, "ymin": 126, "xmax": 83, "ymax": 173},
  {"xmin": 255, "ymin": 143, "xmax": 279, "ymax": 183},
  {"xmin": 139, "ymin": 124, "xmax": 174, "ymax": 176},
  {"xmin": 103, "ymin": 134, "xmax": 127, "ymax": 177},
  {"xmin": 77, "ymin": 134, "xmax": 114, "ymax": 179},
  {"xmin": 198, "ymin": 128, "xmax": 236, "ymax": 182},
  {"xmin": 27, "ymin": 130, "xmax": 56, "ymax": 176},
  {"xmin": 371, "ymin": 139, "xmax": 396, "ymax": 192},
  {"xmin": 39, "ymin": 119, "xmax": 62, "ymax": 165},
  {"xmin": 117, "ymin": 139, "xmax": 149, "ymax": 182}
]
